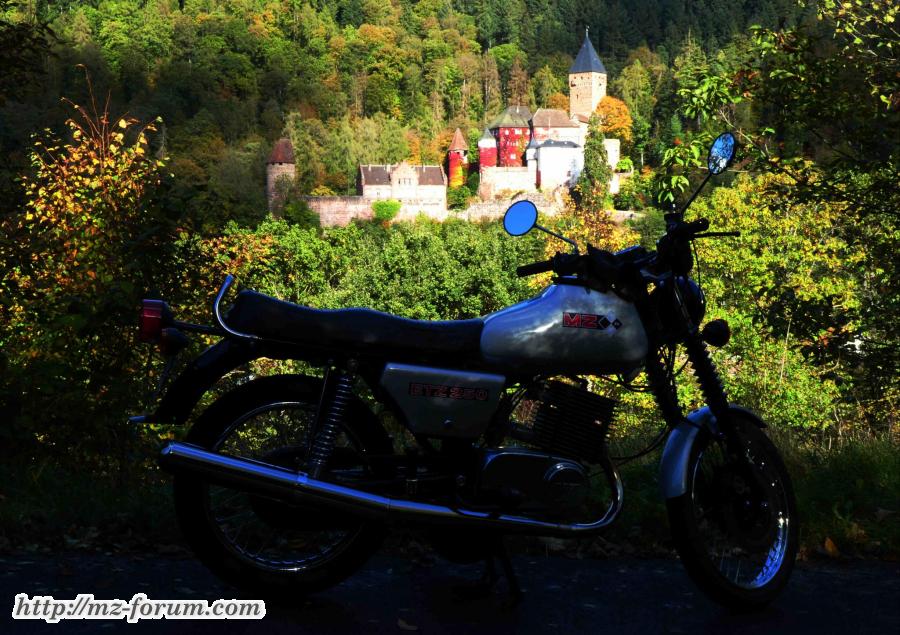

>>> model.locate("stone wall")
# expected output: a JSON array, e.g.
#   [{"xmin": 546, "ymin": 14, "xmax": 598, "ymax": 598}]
[
  {"xmin": 303, "ymin": 196, "xmax": 449, "ymax": 226},
  {"xmin": 457, "ymin": 192, "xmax": 561, "ymax": 223},
  {"xmin": 303, "ymin": 196, "xmax": 373, "ymax": 226},
  {"xmin": 479, "ymin": 166, "xmax": 537, "ymax": 199}
]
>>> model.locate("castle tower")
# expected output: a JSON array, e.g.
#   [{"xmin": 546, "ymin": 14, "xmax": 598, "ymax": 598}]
[
  {"xmin": 477, "ymin": 128, "xmax": 497, "ymax": 171},
  {"xmin": 266, "ymin": 137, "xmax": 295, "ymax": 212},
  {"xmin": 568, "ymin": 29, "xmax": 607, "ymax": 119},
  {"xmin": 447, "ymin": 128, "xmax": 468, "ymax": 188}
]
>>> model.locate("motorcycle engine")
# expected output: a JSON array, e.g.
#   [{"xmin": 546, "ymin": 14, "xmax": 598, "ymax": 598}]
[{"xmin": 474, "ymin": 380, "xmax": 617, "ymax": 518}]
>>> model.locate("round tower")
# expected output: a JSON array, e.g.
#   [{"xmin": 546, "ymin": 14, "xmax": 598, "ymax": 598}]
[
  {"xmin": 447, "ymin": 128, "xmax": 468, "ymax": 188},
  {"xmin": 568, "ymin": 29, "xmax": 607, "ymax": 119},
  {"xmin": 266, "ymin": 137, "xmax": 296, "ymax": 212},
  {"xmin": 477, "ymin": 128, "xmax": 497, "ymax": 171}
]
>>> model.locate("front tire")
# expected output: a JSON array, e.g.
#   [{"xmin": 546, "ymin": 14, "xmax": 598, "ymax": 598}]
[
  {"xmin": 667, "ymin": 413, "xmax": 798, "ymax": 610},
  {"xmin": 173, "ymin": 374, "xmax": 392, "ymax": 599}
]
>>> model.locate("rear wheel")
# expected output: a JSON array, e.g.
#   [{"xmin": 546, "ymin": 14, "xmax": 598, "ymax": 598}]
[
  {"xmin": 173, "ymin": 374, "xmax": 392, "ymax": 598},
  {"xmin": 667, "ymin": 413, "xmax": 798, "ymax": 610}
]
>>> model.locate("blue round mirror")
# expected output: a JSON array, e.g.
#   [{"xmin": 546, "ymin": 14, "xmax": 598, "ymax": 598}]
[
  {"xmin": 707, "ymin": 132, "xmax": 736, "ymax": 175},
  {"xmin": 503, "ymin": 200, "xmax": 538, "ymax": 236}
]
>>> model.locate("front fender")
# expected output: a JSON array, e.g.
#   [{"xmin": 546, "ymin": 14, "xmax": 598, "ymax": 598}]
[{"xmin": 659, "ymin": 405, "xmax": 766, "ymax": 499}]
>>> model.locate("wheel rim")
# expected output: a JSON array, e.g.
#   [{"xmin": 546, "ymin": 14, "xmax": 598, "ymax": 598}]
[
  {"xmin": 689, "ymin": 425, "xmax": 792, "ymax": 590},
  {"xmin": 201, "ymin": 402, "xmax": 368, "ymax": 572}
]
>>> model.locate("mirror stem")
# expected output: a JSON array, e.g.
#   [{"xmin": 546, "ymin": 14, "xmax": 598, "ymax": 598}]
[
  {"xmin": 535, "ymin": 224, "xmax": 579, "ymax": 254},
  {"xmin": 678, "ymin": 171, "xmax": 712, "ymax": 216}
]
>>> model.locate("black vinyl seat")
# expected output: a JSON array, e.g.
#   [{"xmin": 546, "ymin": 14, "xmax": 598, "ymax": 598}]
[{"xmin": 226, "ymin": 290, "xmax": 484, "ymax": 359}]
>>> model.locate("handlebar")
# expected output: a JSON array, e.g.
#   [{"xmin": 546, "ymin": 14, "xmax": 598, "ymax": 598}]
[
  {"xmin": 667, "ymin": 218, "xmax": 710, "ymax": 240},
  {"xmin": 513, "ymin": 217, "xmax": 735, "ymax": 284},
  {"xmin": 516, "ymin": 252, "xmax": 585, "ymax": 278},
  {"xmin": 516, "ymin": 259, "xmax": 555, "ymax": 277}
]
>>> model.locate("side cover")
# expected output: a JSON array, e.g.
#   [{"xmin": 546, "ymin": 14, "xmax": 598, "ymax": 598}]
[{"xmin": 380, "ymin": 363, "xmax": 506, "ymax": 438}]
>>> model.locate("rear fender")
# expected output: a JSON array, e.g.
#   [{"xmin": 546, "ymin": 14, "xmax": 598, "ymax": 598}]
[
  {"xmin": 153, "ymin": 339, "xmax": 261, "ymax": 426},
  {"xmin": 659, "ymin": 405, "xmax": 766, "ymax": 499}
]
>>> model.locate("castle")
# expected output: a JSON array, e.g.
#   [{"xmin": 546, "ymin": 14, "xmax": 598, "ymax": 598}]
[
  {"xmin": 267, "ymin": 31, "xmax": 624, "ymax": 225},
  {"xmin": 451, "ymin": 31, "xmax": 622, "ymax": 199}
]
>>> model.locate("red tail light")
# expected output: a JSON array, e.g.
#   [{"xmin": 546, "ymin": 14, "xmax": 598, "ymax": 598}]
[{"xmin": 139, "ymin": 299, "xmax": 172, "ymax": 343}]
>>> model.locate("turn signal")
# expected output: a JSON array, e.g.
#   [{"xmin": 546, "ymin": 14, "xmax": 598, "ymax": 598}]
[{"xmin": 701, "ymin": 319, "xmax": 731, "ymax": 347}]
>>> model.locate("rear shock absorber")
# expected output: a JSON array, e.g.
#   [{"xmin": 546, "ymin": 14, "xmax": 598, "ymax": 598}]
[{"xmin": 308, "ymin": 372, "xmax": 354, "ymax": 479}]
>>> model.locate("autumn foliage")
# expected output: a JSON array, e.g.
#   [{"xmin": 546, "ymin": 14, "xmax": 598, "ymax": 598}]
[{"xmin": 595, "ymin": 96, "xmax": 633, "ymax": 145}]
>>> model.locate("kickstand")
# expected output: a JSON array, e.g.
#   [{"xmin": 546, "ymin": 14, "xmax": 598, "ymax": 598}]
[
  {"xmin": 493, "ymin": 539, "xmax": 523, "ymax": 607},
  {"xmin": 451, "ymin": 538, "xmax": 523, "ymax": 607}
]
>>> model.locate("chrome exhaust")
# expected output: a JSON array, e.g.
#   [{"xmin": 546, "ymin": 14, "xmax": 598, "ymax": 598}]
[{"xmin": 159, "ymin": 442, "xmax": 623, "ymax": 537}]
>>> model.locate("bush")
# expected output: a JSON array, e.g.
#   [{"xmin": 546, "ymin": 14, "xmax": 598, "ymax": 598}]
[
  {"xmin": 614, "ymin": 171, "xmax": 652, "ymax": 210},
  {"xmin": 448, "ymin": 185, "xmax": 472, "ymax": 209},
  {"xmin": 282, "ymin": 199, "xmax": 320, "ymax": 228},
  {"xmin": 372, "ymin": 199, "xmax": 401, "ymax": 224},
  {"xmin": 466, "ymin": 170, "xmax": 480, "ymax": 193},
  {"xmin": 616, "ymin": 157, "xmax": 634, "ymax": 172}
]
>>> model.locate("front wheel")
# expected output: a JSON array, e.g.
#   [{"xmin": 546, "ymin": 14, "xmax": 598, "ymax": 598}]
[{"xmin": 667, "ymin": 413, "xmax": 798, "ymax": 610}]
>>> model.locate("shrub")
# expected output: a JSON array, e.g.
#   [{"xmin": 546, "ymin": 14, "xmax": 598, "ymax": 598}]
[
  {"xmin": 614, "ymin": 170, "xmax": 652, "ymax": 211},
  {"xmin": 282, "ymin": 199, "xmax": 320, "ymax": 228},
  {"xmin": 616, "ymin": 157, "xmax": 634, "ymax": 172},
  {"xmin": 372, "ymin": 199, "xmax": 401, "ymax": 224},
  {"xmin": 448, "ymin": 185, "xmax": 471, "ymax": 209}
]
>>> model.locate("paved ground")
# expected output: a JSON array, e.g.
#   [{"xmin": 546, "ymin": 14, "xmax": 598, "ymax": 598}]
[{"xmin": 3, "ymin": 551, "xmax": 899, "ymax": 634}]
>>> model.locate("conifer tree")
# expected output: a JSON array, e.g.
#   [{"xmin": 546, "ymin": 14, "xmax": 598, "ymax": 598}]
[{"xmin": 577, "ymin": 114, "xmax": 612, "ymax": 210}]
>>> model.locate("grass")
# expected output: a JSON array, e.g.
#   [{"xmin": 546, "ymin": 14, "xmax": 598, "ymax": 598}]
[{"xmin": 2, "ymin": 431, "xmax": 897, "ymax": 559}]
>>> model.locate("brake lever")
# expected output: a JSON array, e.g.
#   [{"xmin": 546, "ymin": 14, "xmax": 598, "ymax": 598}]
[{"xmin": 693, "ymin": 231, "xmax": 741, "ymax": 238}]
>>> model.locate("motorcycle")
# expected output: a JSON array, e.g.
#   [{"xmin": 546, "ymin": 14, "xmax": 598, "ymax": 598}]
[{"xmin": 139, "ymin": 132, "xmax": 797, "ymax": 610}]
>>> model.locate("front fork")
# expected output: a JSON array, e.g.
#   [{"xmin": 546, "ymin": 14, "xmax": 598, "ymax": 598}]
[{"xmin": 646, "ymin": 332, "xmax": 730, "ymax": 436}]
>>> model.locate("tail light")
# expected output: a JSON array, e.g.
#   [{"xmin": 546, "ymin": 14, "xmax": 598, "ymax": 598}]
[{"xmin": 139, "ymin": 299, "xmax": 173, "ymax": 343}]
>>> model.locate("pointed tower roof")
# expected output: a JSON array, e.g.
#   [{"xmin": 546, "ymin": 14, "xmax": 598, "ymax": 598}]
[
  {"xmin": 569, "ymin": 29, "xmax": 606, "ymax": 74},
  {"xmin": 267, "ymin": 138, "xmax": 294, "ymax": 164},
  {"xmin": 478, "ymin": 128, "xmax": 495, "ymax": 145},
  {"xmin": 449, "ymin": 128, "xmax": 467, "ymax": 152}
]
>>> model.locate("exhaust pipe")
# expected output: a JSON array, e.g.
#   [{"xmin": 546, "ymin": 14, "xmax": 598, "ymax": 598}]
[{"xmin": 159, "ymin": 442, "xmax": 622, "ymax": 537}]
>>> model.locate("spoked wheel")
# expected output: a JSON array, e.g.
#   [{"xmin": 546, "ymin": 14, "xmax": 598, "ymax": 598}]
[
  {"xmin": 173, "ymin": 375, "xmax": 392, "ymax": 598},
  {"xmin": 667, "ymin": 413, "xmax": 798, "ymax": 610}
]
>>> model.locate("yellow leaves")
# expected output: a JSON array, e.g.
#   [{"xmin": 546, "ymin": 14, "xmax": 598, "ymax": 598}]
[{"xmin": 117, "ymin": 118, "xmax": 128, "ymax": 129}]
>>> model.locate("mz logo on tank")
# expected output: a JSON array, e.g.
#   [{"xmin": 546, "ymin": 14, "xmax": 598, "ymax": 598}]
[{"xmin": 562, "ymin": 312, "xmax": 622, "ymax": 330}]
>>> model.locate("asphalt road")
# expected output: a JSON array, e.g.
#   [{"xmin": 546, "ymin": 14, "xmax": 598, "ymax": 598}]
[{"xmin": 3, "ymin": 550, "xmax": 899, "ymax": 634}]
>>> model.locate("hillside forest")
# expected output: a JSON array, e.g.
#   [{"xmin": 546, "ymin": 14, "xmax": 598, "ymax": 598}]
[{"xmin": 0, "ymin": 1, "xmax": 897, "ymax": 556}]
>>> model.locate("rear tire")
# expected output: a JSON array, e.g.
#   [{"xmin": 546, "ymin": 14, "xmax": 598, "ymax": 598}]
[
  {"xmin": 173, "ymin": 374, "xmax": 392, "ymax": 599},
  {"xmin": 667, "ymin": 413, "xmax": 798, "ymax": 611}
]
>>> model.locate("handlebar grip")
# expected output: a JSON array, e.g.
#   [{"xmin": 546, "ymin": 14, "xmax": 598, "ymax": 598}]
[{"xmin": 516, "ymin": 259, "xmax": 554, "ymax": 277}]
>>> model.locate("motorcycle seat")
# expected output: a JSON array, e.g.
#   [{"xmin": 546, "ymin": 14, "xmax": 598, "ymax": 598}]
[{"xmin": 226, "ymin": 290, "xmax": 484, "ymax": 358}]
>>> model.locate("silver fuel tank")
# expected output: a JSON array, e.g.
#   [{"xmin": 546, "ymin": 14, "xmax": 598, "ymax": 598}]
[{"xmin": 481, "ymin": 283, "xmax": 648, "ymax": 375}]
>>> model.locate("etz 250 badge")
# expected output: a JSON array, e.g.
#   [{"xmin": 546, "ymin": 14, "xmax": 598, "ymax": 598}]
[
  {"xmin": 562, "ymin": 312, "xmax": 623, "ymax": 330},
  {"xmin": 409, "ymin": 383, "xmax": 489, "ymax": 401}
]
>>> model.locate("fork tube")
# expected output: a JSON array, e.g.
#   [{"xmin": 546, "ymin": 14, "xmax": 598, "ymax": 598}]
[
  {"xmin": 684, "ymin": 332, "xmax": 730, "ymax": 422},
  {"xmin": 645, "ymin": 352, "xmax": 684, "ymax": 428}
]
